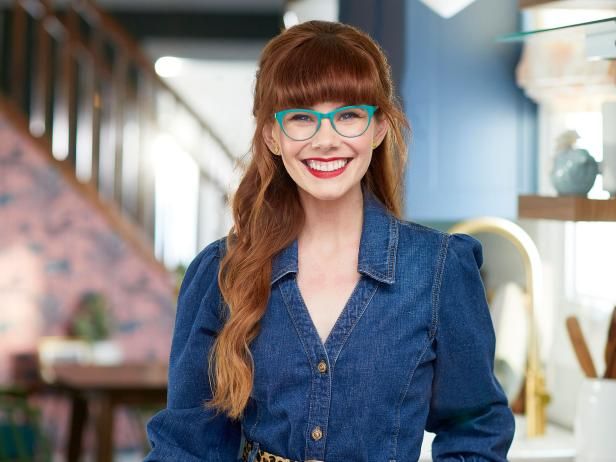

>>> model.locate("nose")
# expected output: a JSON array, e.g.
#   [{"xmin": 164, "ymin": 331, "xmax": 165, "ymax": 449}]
[{"xmin": 311, "ymin": 117, "xmax": 340, "ymax": 150}]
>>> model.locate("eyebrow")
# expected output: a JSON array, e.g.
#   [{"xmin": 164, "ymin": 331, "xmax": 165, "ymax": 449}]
[{"xmin": 300, "ymin": 105, "xmax": 355, "ymax": 112}]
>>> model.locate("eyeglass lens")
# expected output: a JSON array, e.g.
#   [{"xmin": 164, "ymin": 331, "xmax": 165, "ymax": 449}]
[{"xmin": 282, "ymin": 107, "xmax": 371, "ymax": 141}]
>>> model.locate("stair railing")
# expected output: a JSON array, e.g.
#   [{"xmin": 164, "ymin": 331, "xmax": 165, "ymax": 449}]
[{"xmin": 2, "ymin": 0, "xmax": 238, "ymax": 267}]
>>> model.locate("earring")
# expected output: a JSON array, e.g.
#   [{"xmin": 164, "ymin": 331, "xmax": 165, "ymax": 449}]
[
  {"xmin": 371, "ymin": 141, "xmax": 378, "ymax": 149},
  {"xmin": 272, "ymin": 142, "xmax": 280, "ymax": 155}
]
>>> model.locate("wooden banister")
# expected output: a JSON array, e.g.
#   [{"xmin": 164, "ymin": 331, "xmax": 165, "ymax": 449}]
[
  {"xmin": 10, "ymin": 2, "xmax": 27, "ymax": 107},
  {"xmin": 72, "ymin": 0, "xmax": 235, "ymax": 163},
  {"xmin": 3, "ymin": 0, "xmax": 235, "ymax": 268}
]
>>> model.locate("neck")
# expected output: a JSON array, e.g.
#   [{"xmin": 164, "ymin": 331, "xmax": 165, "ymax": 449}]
[{"xmin": 297, "ymin": 185, "xmax": 363, "ymax": 252}]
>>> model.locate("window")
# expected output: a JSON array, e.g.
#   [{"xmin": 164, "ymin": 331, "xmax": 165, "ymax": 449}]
[{"xmin": 562, "ymin": 111, "xmax": 616, "ymax": 306}]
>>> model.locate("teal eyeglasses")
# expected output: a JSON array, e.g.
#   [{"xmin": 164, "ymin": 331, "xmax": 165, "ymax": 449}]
[{"xmin": 274, "ymin": 105, "xmax": 378, "ymax": 141}]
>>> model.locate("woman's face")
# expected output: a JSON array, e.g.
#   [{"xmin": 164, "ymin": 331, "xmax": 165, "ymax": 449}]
[{"xmin": 265, "ymin": 101, "xmax": 388, "ymax": 203}]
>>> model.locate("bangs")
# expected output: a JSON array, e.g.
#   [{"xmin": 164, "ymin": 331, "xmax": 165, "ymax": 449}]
[{"xmin": 270, "ymin": 36, "xmax": 382, "ymax": 111}]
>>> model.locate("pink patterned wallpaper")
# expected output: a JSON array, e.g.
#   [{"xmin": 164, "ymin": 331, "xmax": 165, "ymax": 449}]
[{"xmin": 0, "ymin": 111, "xmax": 178, "ymax": 450}]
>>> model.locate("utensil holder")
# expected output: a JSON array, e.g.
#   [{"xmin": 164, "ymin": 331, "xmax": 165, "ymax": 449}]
[{"xmin": 575, "ymin": 378, "xmax": 616, "ymax": 461}]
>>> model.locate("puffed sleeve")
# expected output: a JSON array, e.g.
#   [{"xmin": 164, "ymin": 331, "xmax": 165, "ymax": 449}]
[
  {"xmin": 425, "ymin": 233, "xmax": 515, "ymax": 461},
  {"xmin": 144, "ymin": 239, "xmax": 242, "ymax": 461}
]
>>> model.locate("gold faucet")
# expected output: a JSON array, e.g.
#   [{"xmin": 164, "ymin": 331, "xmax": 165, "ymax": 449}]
[{"xmin": 448, "ymin": 217, "xmax": 550, "ymax": 437}]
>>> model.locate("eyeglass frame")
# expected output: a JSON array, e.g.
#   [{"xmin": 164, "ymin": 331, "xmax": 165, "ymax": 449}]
[{"xmin": 273, "ymin": 105, "xmax": 378, "ymax": 141}]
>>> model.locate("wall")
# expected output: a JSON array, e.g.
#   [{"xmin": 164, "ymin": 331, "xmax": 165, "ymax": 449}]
[{"xmin": 0, "ymin": 110, "xmax": 177, "ymax": 448}]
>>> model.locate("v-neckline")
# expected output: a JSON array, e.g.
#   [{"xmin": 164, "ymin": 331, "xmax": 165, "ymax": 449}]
[{"xmin": 292, "ymin": 274, "xmax": 363, "ymax": 351}]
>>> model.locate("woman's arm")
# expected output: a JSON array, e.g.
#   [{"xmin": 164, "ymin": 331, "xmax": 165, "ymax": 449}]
[
  {"xmin": 426, "ymin": 233, "xmax": 515, "ymax": 462},
  {"xmin": 144, "ymin": 240, "xmax": 242, "ymax": 462}
]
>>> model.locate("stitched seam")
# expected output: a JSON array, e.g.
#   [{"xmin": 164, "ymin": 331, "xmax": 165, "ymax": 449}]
[
  {"xmin": 248, "ymin": 396, "xmax": 261, "ymax": 440},
  {"xmin": 331, "ymin": 282, "xmax": 379, "ymax": 366},
  {"xmin": 319, "ymin": 343, "xmax": 332, "ymax": 461},
  {"xmin": 270, "ymin": 265, "xmax": 298, "ymax": 285},
  {"xmin": 304, "ymin": 373, "xmax": 316, "ymax": 458},
  {"xmin": 357, "ymin": 265, "xmax": 393, "ymax": 284},
  {"xmin": 322, "ymin": 276, "xmax": 362, "ymax": 351},
  {"xmin": 277, "ymin": 282, "xmax": 316, "ymax": 458},
  {"xmin": 430, "ymin": 234, "xmax": 450, "ymax": 340},
  {"xmin": 390, "ymin": 335, "xmax": 434, "ymax": 462},
  {"xmin": 278, "ymin": 284, "xmax": 313, "ymax": 369},
  {"xmin": 397, "ymin": 219, "xmax": 447, "ymax": 236},
  {"xmin": 388, "ymin": 216, "xmax": 399, "ymax": 282}
]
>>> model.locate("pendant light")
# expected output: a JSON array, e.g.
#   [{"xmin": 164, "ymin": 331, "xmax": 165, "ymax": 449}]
[{"xmin": 419, "ymin": 0, "xmax": 476, "ymax": 18}]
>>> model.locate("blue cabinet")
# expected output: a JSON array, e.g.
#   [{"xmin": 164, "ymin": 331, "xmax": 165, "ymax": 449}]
[{"xmin": 402, "ymin": 0, "xmax": 537, "ymax": 221}]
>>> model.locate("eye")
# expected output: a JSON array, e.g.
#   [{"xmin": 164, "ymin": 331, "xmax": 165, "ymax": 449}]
[
  {"xmin": 286, "ymin": 112, "xmax": 316, "ymax": 123},
  {"xmin": 290, "ymin": 114, "xmax": 312, "ymax": 121},
  {"xmin": 337, "ymin": 110, "xmax": 364, "ymax": 121}
]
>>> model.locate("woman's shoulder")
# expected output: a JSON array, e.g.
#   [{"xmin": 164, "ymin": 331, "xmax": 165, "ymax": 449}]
[
  {"xmin": 175, "ymin": 237, "xmax": 229, "ymax": 329},
  {"xmin": 394, "ymin": 217, "xmax": 447, "ymax": 249},
  {"xmin": 394, "ymin": 218, "xmax": 483, "ymax": 266},
  {"xmin": 191, "ymin": 236, "xmax": 227, "ymax": 265},
  {"xmin": 180, "ymin": 237, "xmax": 227, "ymax": 294}
]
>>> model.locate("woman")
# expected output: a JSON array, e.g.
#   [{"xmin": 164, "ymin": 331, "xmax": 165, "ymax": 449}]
[{"xmin": 145, "ymin": 20, "xmax": 514, "ymax": 462}]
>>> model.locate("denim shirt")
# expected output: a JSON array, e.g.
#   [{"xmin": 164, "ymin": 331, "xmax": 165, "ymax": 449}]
[{"xmin": 145, "ymin": 192, "xmax": 515, "ymax": 462}]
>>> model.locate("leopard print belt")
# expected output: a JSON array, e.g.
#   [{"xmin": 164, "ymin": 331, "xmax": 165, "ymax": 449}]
[{"xmin": 241, "ymin": 439, "xmax": 323, "ymax": 462}]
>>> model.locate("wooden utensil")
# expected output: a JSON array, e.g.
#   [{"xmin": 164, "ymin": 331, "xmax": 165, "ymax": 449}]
[
  {"xmin": 604, "ymin": 307, "xmax": 616, "ymax": 379},
  {"xmin": 606, "ymin": 347, "xmax": 616, "ymax": 379},
  {"xmin": 566, "ymin": 316, "xmax": 598, "ymax": 378}
]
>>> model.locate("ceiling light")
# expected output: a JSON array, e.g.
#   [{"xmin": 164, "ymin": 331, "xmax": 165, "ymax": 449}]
[
  {"xmin": 155, "ymin": 56, "xmax": 184, "ymax": 78},
  {"xmin": 284, "ymin": 11, "xmax": 300, "ymax": 29},
  {"xmin": 419, "ymin": 0, "xmax": 476, "ymax": 19}
]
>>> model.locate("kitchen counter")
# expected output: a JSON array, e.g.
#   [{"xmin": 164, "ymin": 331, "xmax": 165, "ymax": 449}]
[{"xmin": 419, "ymin": 415, "xmax": 575, "ymax": 461}]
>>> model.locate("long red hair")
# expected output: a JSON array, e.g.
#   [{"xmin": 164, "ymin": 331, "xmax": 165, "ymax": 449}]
[{"xmin": 207, "ymin": 20, "xmax": 409, "ymax": 419}]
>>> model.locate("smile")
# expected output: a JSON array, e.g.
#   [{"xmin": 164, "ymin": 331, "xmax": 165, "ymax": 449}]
[{"xmin": 302, "ymin": 158, "xmax": 352, "ymax": 178}]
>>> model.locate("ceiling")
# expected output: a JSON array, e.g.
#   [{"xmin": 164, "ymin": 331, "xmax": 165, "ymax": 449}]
[
  {"xmin": 92, "ymin": 0, "xmax": 284, "ymax": 11},
  {"xmin": 0, "ymin": 0, "xmax": 285, "ymax": 12}
]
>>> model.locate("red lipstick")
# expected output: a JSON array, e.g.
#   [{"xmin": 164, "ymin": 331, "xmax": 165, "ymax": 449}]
[{"xmin": 302, "ymin": 158, "xmax": 351, "ymax": 179}]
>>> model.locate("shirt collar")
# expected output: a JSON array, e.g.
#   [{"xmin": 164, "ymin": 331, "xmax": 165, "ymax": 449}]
[{"xmin": 270, "ymin": 190, "xmax": 398, "ymax": 285}]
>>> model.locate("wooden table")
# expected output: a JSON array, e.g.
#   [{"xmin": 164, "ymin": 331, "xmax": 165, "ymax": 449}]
[{"xmin": 39, "ymin": 363, "xmax": 167, "ymax": 462}]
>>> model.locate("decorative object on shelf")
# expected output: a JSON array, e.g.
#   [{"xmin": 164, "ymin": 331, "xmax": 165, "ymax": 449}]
[
  {"xmin": 550, "ymin": 130, "xmax": 599, "ymax": 196},
  {"xmin": 69, "ymin": 292, "xmax": 123, "ymax": 365},
  {"xmin": 603, "ymin": 101, "xmax": 616, "ymax": 197}
]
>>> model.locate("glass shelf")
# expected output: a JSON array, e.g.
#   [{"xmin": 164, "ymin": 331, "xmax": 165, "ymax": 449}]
[{"xmin": 497, "ymin": 16, "xmax": 616, "ymax": 42}]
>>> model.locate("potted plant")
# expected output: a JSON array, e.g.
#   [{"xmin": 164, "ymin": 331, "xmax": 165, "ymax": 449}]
[{"xmin": 70, "ymin": 292, "xmax": 123, "ymax": 365}]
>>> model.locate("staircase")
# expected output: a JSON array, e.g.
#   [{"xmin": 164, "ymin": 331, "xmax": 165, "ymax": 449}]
[
  {"xmin": 0, "ymin": 2, "xmax": 239, "ymax": 453},
  {"xmin": 0, "ymin": 0, "xmax": 236, "ymax": 270}
]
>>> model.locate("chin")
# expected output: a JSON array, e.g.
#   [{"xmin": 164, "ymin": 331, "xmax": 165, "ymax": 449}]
[{"xmin": 298, "ymin": 183, "xmax": 357, "ymax": 203}]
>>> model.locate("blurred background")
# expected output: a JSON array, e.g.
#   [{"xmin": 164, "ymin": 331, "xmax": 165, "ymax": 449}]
[{"xmin": 1, "ymin": 0, "xmax": 616, "ymax": 460}]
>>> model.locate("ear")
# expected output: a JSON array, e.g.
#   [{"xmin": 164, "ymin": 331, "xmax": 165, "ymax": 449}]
[
  {"xmin": 262, "ymin": 122, "xmax": 281, "ymax": 153},
  {"xmin": 372, "ymin": 116, "xmax": 389, "ymax": 149}
]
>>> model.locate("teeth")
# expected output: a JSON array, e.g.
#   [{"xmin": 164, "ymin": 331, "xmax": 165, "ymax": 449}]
[{"xmin": 306, "ymin": 159, "xmax": 349, "ymax": 172}]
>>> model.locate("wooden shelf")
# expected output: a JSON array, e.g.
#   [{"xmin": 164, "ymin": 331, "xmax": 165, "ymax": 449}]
[{"xmin": 518, "ymin": 195, "xmax": 616, "ymax": 221}]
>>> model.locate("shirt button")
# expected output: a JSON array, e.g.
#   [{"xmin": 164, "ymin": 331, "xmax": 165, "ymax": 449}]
[
  {"xmin": 317, "ymin": 360, "xmax": 327, "ymax": 373},
  {"xmin": 311, "ymin": 426, "xmax": 323, "ymax": 441}
]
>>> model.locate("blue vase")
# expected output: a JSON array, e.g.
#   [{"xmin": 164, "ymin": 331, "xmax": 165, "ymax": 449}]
[{"xmin": 550, "ymin": 148, "xmax": 598, "ymax": 196}]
